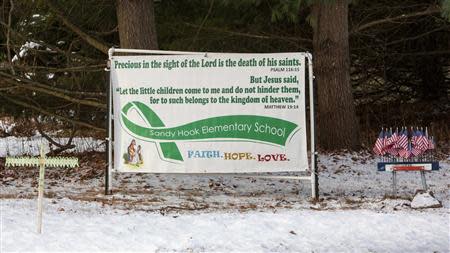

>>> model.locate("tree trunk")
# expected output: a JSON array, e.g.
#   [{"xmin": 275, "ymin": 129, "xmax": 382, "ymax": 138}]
[
  {"xmin": 312, "ymin": 0, "xmax": 360, "ymax": 150},
  {"xmin": 116, "ymin": 0, "xmax": 158, "ymax": 49}
]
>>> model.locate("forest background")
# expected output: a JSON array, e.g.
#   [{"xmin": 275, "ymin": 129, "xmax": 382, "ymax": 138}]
[{"xmin": 0, "ymin": 0, "xmax": 449, "ymax": 151}]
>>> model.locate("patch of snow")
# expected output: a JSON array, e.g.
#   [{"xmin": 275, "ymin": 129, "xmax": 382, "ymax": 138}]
[
  {"xmin": 0, "ymin": 121, "xmax": 15, "ymax": 134},
  {"xmin": 24, "ymin": 72, "xmax": 35, "ymax": 79},
  {"xmin": 1, "ymin": 132, "xmax": 449, "ymax": 252},
  {"xmin": 11, "ymin": 41, "xmax": 41, "ymax": 62},
  {"xmin": 1, "ymin": 199, "xmax": 448, "ymax": 252},
  {"xmin": 47, "ymin": 73, "xmax": 54, "ymax": 79},
  {"xmin": 57, "ymin": 41, "xmax": 65, "ymax": 45},
  {"xmin": 0, "ymin": 136, "xmax": 105, "ymax": 157},
  {"xmin": 411, "ymin": 191, "xmax": 442, "ymax": 209}
]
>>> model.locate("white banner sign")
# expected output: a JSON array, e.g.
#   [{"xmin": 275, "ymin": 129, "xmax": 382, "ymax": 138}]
[{"xmin": 111, "ymin": 53, "xmax": 308, "ymax": 173}]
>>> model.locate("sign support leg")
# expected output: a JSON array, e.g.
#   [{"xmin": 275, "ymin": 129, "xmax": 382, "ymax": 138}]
[
  {"xmin": 392, "ymin": 171, "xmax": 397, "ymax": 197},
  {"xmin": 307, "ymin": 53, "xmax": 318, "ymax": 200},
  {"xmin": 105, "ymin": 58, "xmax": 113, "ymax": 195},
  {"xmin": 314, "ymin": 152, "xmax": 319, "ymax": 198},
  {"xmin": 420, "ymin": 171, "xmax": 427, "ymax": 191}
]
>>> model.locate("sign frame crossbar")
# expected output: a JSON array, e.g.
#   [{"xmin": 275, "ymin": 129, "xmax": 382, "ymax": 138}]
[{"xmin": 105, "ymin": 47, "xmax": 318, "ymax": 199}]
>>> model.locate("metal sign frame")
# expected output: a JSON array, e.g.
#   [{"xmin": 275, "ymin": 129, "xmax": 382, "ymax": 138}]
[{"xmin": 105, "ymin": 48, "xmax": 318, "ymax": 199}]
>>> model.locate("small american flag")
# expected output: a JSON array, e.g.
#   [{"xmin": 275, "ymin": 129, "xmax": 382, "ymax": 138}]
[
  {"xmin": 417, "ymin": 130, "xmax": 429, "ymax": 151},
  {"xmin": 398, "ymin": 148, "xmax": 410, "ymax": 159},
  {"xmin": 387, "ymin": 147, "xmax": 399, "ymax": 156},
  {"xmin": 397, "ymin": 129, "xmax": 408, "ymax": 150},
  {"xmin": 385, "ymin": 128, "xmax": 396, "ymax": 147},
  {"xmin": 390, "ymin": 129, "xmax": 399, "ymax": 148},
  {"xmin": 406, "ymin": 142, "xmax": 414, "ymax": 158},
  {"xmin": 373, "ymin": 130, "xmax": 385, "ymax": 155},
  {"xmin": 411, "ymin": 130, "xmax": 425, "ymax": 151},
  {"xmin": 383, "ymin": 130, "xmax": 391, "ymax": 148},
  {"xmin": 411, "ymin": 128, "xmax": 418, "ymax": 146},
  {"xmin": 411, "ymin": 146, "xmax": 423, "ymax": 157}
]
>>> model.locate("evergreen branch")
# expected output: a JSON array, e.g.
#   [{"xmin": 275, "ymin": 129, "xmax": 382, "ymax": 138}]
[
  {"xmin": 352, "ymin": 5, "xmax": 442, "ymax": 34},
  {"xmin": 46, "ymin": 1, "xmax": 109, "ymax": 54},
  {"xmin": 0, "ymin": 93, "xmax": 105, "ymax": 132},
  {"xmin": 183, "ymin": 22, "xmax": 312, "ymax": 43},
  {"xmin": 0, "ymin": 72, "xmax": 106, "ymax": 109}
]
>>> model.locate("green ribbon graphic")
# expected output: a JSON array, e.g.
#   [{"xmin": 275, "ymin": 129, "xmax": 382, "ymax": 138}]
[{"xmin": 121, "ymin": 101, "xmax": 298, "ymax": 161}]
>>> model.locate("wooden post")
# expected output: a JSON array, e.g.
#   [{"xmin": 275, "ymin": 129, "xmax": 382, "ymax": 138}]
[{"xmin": 37, "ymin": 145, "xmax": 46, "ymax": 233}]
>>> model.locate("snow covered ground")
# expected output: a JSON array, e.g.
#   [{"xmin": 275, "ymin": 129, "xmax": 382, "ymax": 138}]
[
  {"xmin": 0, "ymin": 136, "xmax": 104, "ymax": 157},
  {"xmin": 1, "ymin": 198, "xmax": 448, "ymax": 252},
  {"xmin": 1, "ymin": 140, "xmax": 449, "ymax": 252}
]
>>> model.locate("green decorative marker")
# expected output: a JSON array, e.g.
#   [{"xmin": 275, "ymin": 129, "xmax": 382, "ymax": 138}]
[{"xmin": 5, "ymin": 144, "xmax": 78, "ymax": 234}]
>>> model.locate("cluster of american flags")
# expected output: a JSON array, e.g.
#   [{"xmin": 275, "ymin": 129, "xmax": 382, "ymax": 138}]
[{"xmin": 373, "ymin": 127, "xmax": 435, "ymax": 160}]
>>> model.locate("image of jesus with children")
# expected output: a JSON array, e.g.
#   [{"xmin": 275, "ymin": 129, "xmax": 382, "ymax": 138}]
[{"xmin": 126, "ymin": 139, "xmax": 143, "ymax": 165}]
